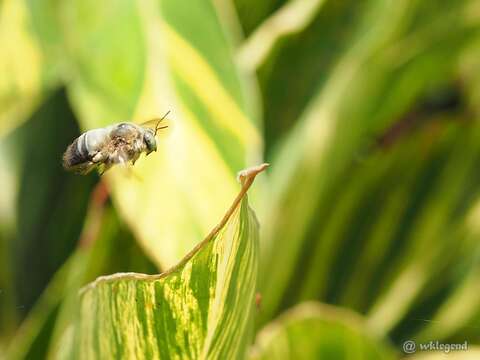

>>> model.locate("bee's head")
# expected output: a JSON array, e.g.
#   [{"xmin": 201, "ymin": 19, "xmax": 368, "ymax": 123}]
[{"xmin": 144, "ymin": 130, "xmax": 157, "ymax": 154}]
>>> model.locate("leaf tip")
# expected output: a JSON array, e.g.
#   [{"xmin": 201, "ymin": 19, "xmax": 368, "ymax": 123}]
[{"xmin": 237, "ymin": 163, "xmax": 269, "ymax": 187}]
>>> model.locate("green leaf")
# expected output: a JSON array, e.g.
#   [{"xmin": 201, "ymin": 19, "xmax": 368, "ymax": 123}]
[
  {"xmin": 365, "ymin": 125, "xmax": 480, "ymax": 335},
  {"xmin": 60, "ymin": 0, "xmax": 262, "ymax": 268},
  {"xmin": 258, "ymin": 0, "xmax": 480, "ymax": 330},
  {"xmin": 250, "ymin": 302, "xmax": 396, "ymax": 360},
  {"xmin": 0, "ymin": 0, "xmax": 46, "ymax": 137},
  {"xmin": 238, "ymin": 0, "xmax": 328, "ymax": 72},
  {"xmin": 47, "ymin": 196, "xmax": 160, "ymax": 359},
  {"xmin": 233, "ymin": 0, "xmax": 286, "ymax": 36},
  {"xmin": 9, "ymin": 89, "xmax": 95, "ymax": 314},
  {"xmin": 8, "ymin": 197, "xmax": 160, "ymax": 359},
  {"xmin": 249, "ymin": 0, "xmax": 365, "ymax": 155},
  {"xmin": 60, "ymin": 0, "xmax": 146, "ymax": 124},
  {"xmin": 6, "ymin": 253, "xmax": 81, "ymax": 360},
  {"xmin": 413, "ymin": 253, "xmax": 480, "ymax": 343},
  {"xmin": 57, "ymin": 165, "xmax": 266, "ymax": 359}
]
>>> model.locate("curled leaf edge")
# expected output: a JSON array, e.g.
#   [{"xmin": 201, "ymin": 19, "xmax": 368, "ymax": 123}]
[{"xmin": 79, "ymin": 163, "xmax": 269, "ymax": 295}]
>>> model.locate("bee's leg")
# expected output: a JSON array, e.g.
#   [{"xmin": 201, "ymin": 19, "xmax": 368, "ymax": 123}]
[
  {"xmin": 117, "ymin": 155, "xmax": 127, "ymax": 167},
  {"xmin": 131, "ymin": 152, "xmax": 141, "ymax": 166},
  {"xmin": 92, "ymin": 151, "xmax": 106, "ymax": 164},
  {"xmin": 91, "ymin": 152, "xmax": 109, "ymax": 176}
]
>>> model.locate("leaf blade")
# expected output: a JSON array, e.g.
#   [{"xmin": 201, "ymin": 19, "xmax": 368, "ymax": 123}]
[
  {"xmin": 59, "ymin": 165, "xmax": 266, "ymax": 359},
  {"xmin": 61, "ymin": 0, "xmax": 262, "ymax": 269},
  {"xmin": 250, "ymin": 302, "xmax": 396, "ymax": 360}
]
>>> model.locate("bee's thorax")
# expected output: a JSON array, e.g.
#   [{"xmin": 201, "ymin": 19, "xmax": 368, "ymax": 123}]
[{"xmin": 63, "ymin": 122, "xmax": 152, "ymax": 174}]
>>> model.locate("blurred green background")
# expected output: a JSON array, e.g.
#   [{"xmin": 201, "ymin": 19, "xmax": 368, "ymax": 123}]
[{"xmin": 1, "ymin": 0, "xmax": 480, "ymax": 358}]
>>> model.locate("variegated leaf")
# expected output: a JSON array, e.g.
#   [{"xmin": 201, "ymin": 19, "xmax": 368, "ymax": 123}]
[
  {"xmin": 57, "ymin": 165, "xmax": 266, "ymax": 359},
  {"xmin": 60, "ymin": 0, "xmax": 262, "ymax": 269}
]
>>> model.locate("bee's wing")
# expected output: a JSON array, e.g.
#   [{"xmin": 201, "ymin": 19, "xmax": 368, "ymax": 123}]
[{"xmin": 138, "ymin": 116, "xmax": 173, "ymax": 137}]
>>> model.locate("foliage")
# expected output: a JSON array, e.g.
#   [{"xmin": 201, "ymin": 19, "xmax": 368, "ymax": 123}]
[
  {"xmin": 54, "ymin": 165, "xmax": 262, "ymax": 359},
  {"xmin": 1, "ymin": 0, "xmax": 480, "ymax": 359},
  {"xmin": 250, "ymin": 302, "xmax": 396, "ymax": 360}
]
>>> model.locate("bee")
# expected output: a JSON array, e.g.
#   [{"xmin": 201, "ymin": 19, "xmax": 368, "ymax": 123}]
[{"xmin": 62, "ymin": 112, "xmax": 170, "ymax": 175}]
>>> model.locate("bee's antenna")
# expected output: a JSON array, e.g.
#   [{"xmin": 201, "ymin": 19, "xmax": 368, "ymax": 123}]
[{"xmin": 155, "ymin": 110, "xmax": 171, "ymax": 136}]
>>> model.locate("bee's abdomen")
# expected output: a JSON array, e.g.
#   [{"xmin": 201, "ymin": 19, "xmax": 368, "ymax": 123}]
[
  {"xmin": 62, "ymin": 136, "xmax": 90, "ymax": 169},
  {"xmin": 63, "ymin": 128, "xmax": 110, "ymax": 169}
]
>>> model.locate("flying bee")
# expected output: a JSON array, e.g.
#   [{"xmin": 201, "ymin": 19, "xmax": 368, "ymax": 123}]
[{"xmin": 62, "ymin": 111, "xmax": 171, "ymax": 175}]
